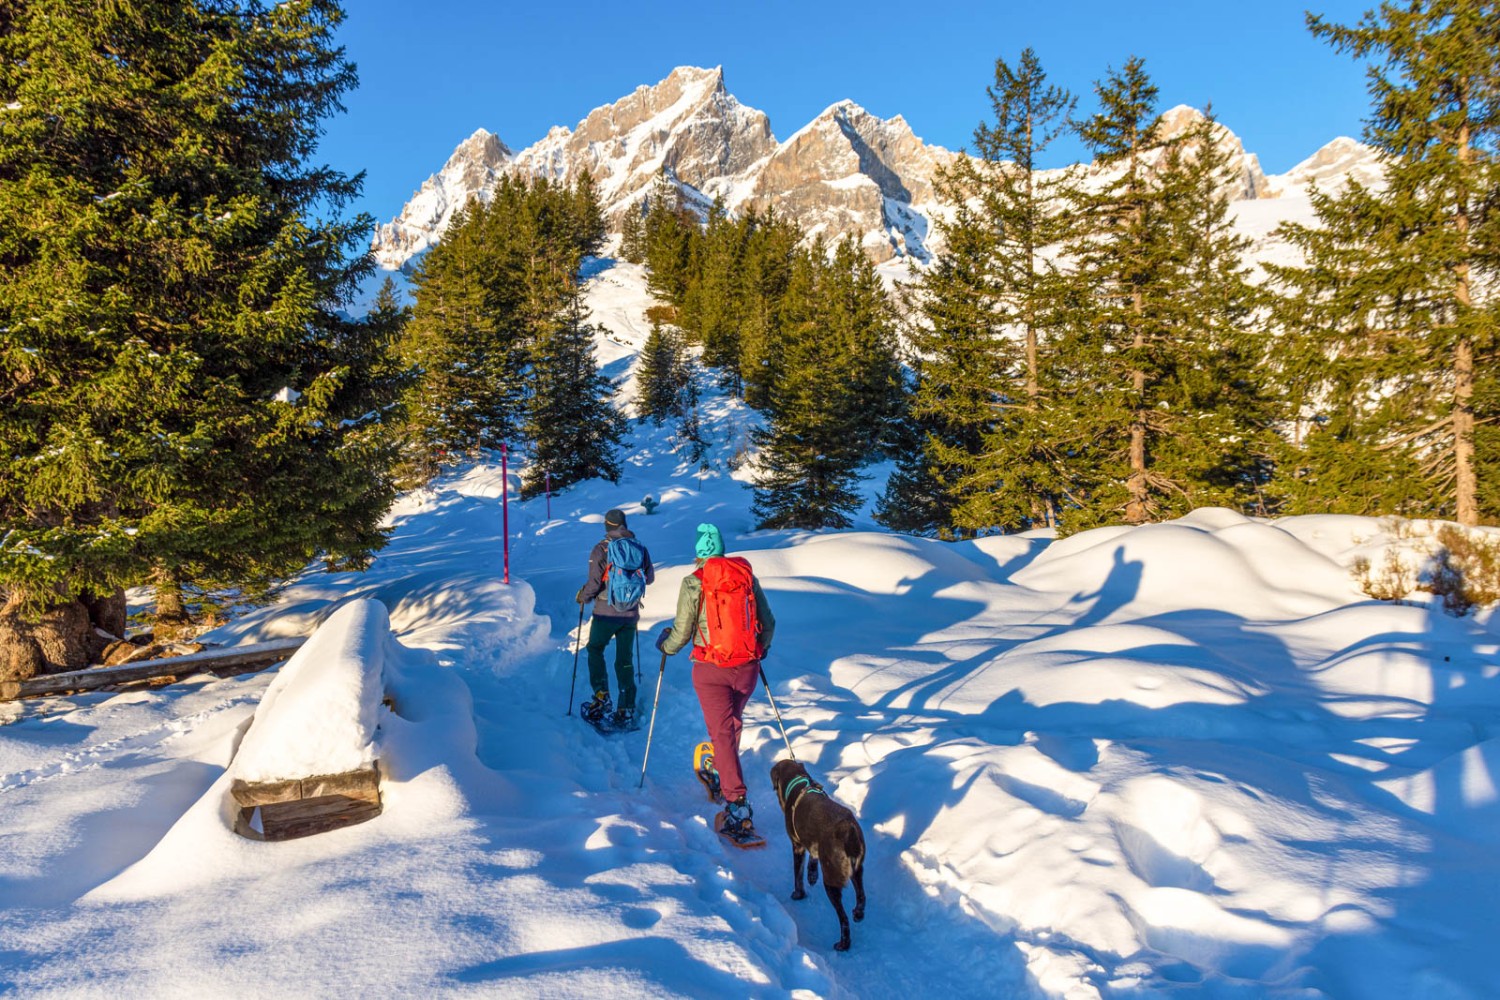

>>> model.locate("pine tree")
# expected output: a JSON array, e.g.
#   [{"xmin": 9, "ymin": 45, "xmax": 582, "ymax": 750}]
[
  {"xmin": 751, "ymin": 248, "xmax": 868, "ymax": 530},
  {"xmin": 825, "ymin": 238, "xmax": 905, "ymax": 456},
  {"xmin": 1269, "ymin": 2, "xmax": 1500, "ymax": 524},
  {"xmin": 880, "ymin": 49, "xmax": 1075, "ymax": 537},
  {"xmin": 681, "ymin": 201, "xmax": 746, "ymax": 389},
  {"xmin": 676, "ymin": 355, "xmax": 711, "ymax": 468},
  {"xmin": 0, "ymin": 0, "xmax": 399, "ymax": 672},
  {"xmin": 570, "ymin": 168, "xmax": 608, "ymax": 258},
  {"xmin": 737, "ymin": 211, "xmax": 801, "ymax": 409},
  {"xmin": 1054, "ymin": 62, "xmax": 1273, "ymax": 531},
  {"xmin": 522, "ymin": 288, "xmax": 625, "ymax": 497},
  {"xmin": 619, "ymin": 201, "xmax": 647, "ymax": 263},
  {"xmin": 636, "ymin": 321, "xmax": 686, "ymax": 424},
  {"xmin": 399, "ymin": 200, "xmax": 522, "ymax": 469},
  {"xmin": 643, "ymin": 175, "xmax": 693, "ymax": 305}
]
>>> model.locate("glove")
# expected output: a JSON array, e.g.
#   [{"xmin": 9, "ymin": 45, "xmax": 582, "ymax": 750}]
[
  {"xmin": 575, "ymin": 588, "xmax": 587, "ymax": 605},
  {"xmin": 655, "ymin": 629, "xmax": 671, "ymax": 653}
]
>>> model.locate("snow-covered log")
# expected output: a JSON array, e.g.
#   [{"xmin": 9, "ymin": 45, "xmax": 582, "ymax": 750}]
[{"xmin": 0, "ymin": 638, "xmax": 305, "ymax": 702}]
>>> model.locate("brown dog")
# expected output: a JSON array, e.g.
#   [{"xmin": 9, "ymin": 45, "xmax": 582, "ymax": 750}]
[{"xmin": 770, "ymin": 758, "xmax": 867, "ymax": 951}]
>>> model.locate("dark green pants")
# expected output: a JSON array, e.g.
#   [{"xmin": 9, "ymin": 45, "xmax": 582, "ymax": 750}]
[{"xmin": 586, "ymin": 617, "xmax": 638, "ymax": 710}]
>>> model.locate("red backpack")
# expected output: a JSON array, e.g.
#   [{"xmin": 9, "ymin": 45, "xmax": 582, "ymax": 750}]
[{"xmin": 693, "ymin": 556, "xmax": 763, "ymax": 667}]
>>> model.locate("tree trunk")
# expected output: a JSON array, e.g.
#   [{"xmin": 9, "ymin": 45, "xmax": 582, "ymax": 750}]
[
  {"xmin": 154, "ymin": 570, "xmax": 192, "ymax": 639},
  {"xmin": 1454, "ymin": 335, "xmax": 1477, "ymax": 525},
  {"xmin": 1126, "ymin": 288, "xmax": 1149, "ymax": 524},
  {"xmin": 1452, "ymin": 110, "xmax": 1477, "ymax": 526}
]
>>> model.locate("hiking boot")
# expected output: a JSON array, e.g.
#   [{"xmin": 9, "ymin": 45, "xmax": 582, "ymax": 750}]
[
  {"xmin": 581, "ymin": 690, "xmax": 611, "ymax": 723},
  {"xmin": 722, "ymin": 796, "xmax": 755, "ymax": 835},
  {"xmin": 610, "ymin": 706, "xmax": 636, "ymax": 729}
]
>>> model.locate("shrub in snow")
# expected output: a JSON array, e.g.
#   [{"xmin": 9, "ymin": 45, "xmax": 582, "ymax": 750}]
[
  {"xmin": 1351, "ymin": 518, "xmax": 1500, "ymax": 614},
  {"xmin": 1421, "ymin": 525, "xmax": 1500, "ymax": 615}
]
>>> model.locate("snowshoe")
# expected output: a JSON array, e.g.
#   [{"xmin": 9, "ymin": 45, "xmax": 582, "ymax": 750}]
[
  {"xmin": 580, "ymin": 690, "xmax": 611, "ymax": 724},
  {"xmin": 609, "ymin": 706, "xmax": 639, "ymax": 732},
  {"xmin": 693, "ymin": 740, "xmax": 723, "ymax": 803},
  {"xmin": 714, "ymin": 798, "xmax": 765, "ymax": 849}
]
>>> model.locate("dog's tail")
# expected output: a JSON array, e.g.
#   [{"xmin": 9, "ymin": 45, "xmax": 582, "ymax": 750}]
[{"xmin": 829, "ymin": 816, "xmax": 866, "ymax": 887}]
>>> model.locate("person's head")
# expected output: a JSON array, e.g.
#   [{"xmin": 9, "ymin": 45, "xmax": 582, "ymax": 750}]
[
  {"xmin": 694, "ymin": 522, "xmax": 724, "ymax": 563},
  {"xmin": 604, "ymin": 508, "xmax": 627, "ymax": 531}
]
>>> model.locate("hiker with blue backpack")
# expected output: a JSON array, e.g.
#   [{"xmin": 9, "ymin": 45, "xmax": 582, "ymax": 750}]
[{"xmin": 576, "ymin": 508, "xmax": 655, "ymax": 728}]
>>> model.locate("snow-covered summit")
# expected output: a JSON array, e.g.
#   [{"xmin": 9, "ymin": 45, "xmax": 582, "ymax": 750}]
[
  {"xmin": 371, "ymin": 68, "xmax": 1386, "ymax": 270},
  {"xmin": 371, "ymin": 128, "xmax": 512, "ymax": 269},
  {"xmin": 1265, "ymin": 134, "xmax": 1385, "ymax": 195}
]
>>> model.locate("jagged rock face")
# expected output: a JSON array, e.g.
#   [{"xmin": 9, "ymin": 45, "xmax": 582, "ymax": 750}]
[
  {"xmin": 371, "ymin": 67, "xmax": 777, "ymax": 268},
  {"xmin": 510, "ymin": 66, "xmax": 777, "ymax": 214},
  {"xmin": 371, "ymin": 68, "xmax": 1386, "ymax": 271},
  {"xmin": 1155, "ymin": 105, "xmax": 1271, "ymax": 200},
  {"xmin": 746, "ymin": 102, "xmax": 954, "ymax": 261},
  {"xmin": 372, "ymin": 130, "xmax": 511, "ymax": 269},
  {"xmin": 1266, "ymin": 136, "xmax": 1385, "ymax": 195}
]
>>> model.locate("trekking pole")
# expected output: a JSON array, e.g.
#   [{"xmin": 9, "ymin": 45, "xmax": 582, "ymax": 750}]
[
  {"xmin": 566, "ymin": 603, "xmax": 584, "ymax": 715},
  {"xmin": 639, "ymin": 650, "xmax": 669, "ymax": 788},
  {"xmin": 758, "ymin": 665, "xmax": 796, "ymax": 761}
]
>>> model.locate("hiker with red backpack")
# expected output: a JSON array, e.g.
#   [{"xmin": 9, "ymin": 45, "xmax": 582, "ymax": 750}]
[
  {"xmin": 655, "ymin": 522, "xmax": 776, "ymax": 844},
  {"xmin": 577, "ymin": 508, "xmax": 655, "ymax": 729}
]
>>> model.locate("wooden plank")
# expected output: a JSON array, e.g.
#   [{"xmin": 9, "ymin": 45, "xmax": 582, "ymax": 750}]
[
  {"xmin": 230, "ymin": 776, "xmax": 303, "ymax": 808},
  {"xmin": 231, "ymin": 764, "xmax": 380, "ymax": 808},
  {"xmin": 301, "ymin": 767, "xmax": 380, "ymax": 803},
  {"xmin": 258, "ymin": 793, "xmax": 383, "ymax": 841},
  {"xmin": 6, "ymin": 638, "xmax": 306, "ymax": 702}
]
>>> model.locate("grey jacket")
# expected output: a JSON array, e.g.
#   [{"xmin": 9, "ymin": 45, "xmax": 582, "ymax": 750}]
[{"xmin": 580, "ymin": 526, "xmax": 655, "ymax": 621}]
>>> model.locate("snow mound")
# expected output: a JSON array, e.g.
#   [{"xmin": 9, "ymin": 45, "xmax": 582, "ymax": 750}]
[
  {"xmin": 1013, "ymin": 508, "xmax": 1360, "ymax": 619},
  {"xmin": 230, "ymin": 598, "xmax": 390, "ymax": 784}
]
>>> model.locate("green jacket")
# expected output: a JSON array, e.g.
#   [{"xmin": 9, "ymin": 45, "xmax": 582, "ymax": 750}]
[{"xmin": 662, "ymin": 560, "xmax": 776, "ymax": 659}]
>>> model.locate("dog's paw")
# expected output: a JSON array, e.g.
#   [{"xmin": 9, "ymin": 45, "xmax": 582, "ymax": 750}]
[
  {"xmin": 853, "ymin": 905, "xmax": 865, "ymax": 922},
  {"xmin": 834, "ymin": 939, "xmax": 850, "ymax": 952},
  {"xmin": 791, "ymin": 888, "xmax": 806, "ymax": 901}
]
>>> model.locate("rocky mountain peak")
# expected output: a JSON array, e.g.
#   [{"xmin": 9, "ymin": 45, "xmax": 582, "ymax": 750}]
[
  {"xmin": 745, "ymin": 99, "xmax": 951, "ymax": 260},
  {"xmin": 1267, "ymin": 135, "xmax": 1384, "ymax": 194},
  {"xmin": 372, "ymin": 69, "xmax": 1385, "ymax": 272}
]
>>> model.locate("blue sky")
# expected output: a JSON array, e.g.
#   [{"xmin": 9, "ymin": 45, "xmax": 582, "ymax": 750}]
[{"xmin": 320, "ymin": 1, "xmax": 1377, "ymax": 226}]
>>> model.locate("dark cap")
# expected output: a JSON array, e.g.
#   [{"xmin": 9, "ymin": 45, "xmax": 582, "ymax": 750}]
[{"xmin": 604, "ymin": 508, "xmax": 627, "ymax": 528}]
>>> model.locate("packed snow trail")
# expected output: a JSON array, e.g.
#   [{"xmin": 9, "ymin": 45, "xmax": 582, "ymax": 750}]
[{"xmin": 4, "ymin": 258, "xmax": 1500, "ymax": 998}]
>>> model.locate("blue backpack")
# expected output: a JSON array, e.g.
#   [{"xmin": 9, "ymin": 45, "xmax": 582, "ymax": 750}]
[{"xmin": 604, "ymin": 536, "xmax": 648, "ymax": 612}]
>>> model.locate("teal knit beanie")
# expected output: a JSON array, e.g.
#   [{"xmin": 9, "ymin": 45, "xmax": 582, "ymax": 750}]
[{"xmin": 694, "ymin": 522, "xmax": 725, "ymax": 560}]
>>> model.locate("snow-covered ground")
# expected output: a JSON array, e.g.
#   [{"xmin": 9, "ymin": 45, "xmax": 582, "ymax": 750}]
[{"xmin": 3, "ymin": 261, "xmax": 1499, "ymax": 999}]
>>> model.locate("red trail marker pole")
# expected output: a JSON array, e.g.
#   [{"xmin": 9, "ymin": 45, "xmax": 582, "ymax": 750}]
[{"xmin": 500, "ymin": 442, "xmax": 510, "ymax": 584}]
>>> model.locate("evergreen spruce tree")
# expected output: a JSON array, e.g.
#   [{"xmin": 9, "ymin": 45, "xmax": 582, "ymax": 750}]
[
  {"xmin": 751, "ymin": 248, "xmax": 868, "ymax": 529},
  {"xmin": 676, "ymin": 355, "xmax": 711, "ymax": 468},
  {"xmin": 619, "ymin": 201, "xmax": 647, "ymax": 263},
  {"xmin": 0, "ymin": 0, "xmax": 399, "ymax": 672},
  {"xmin": 643, "ymin": 175, "xmax": 693, "ymax": 305},
  {"xmin": 880, "ymin": 49, "xmax": 1075, "ymax": 536},
  {"xmin": 1269, "ymin": 2, "xmax": 1500, "ymax": 524},
  {"xmin": 522, "ymin": 288, "xmax": 624, "ymax": 497},
  {"xmin": 569, "ymin": 168, "xmax": 608, "ymax": 258},
  {"xmin": 636, "ymin": 321, "xmax": 686, "ymax": 424},
  {"xmin": 399, "ymin": 200, "xmax": 521, "ymax": 470},
  {"xmin": 681, "ymin": 201, "xmax": 747, "ymax": 390},
  {"xmin": 737, "ymin": 211, "xmax": 801, "ymax": 410},
  {"xmin": 1055, "ymin": 64, "xmax": 1274, "ymax": 531},
  {"xmin": 825, "ymin": 238, "xmax": 905, "ymax": 456}
]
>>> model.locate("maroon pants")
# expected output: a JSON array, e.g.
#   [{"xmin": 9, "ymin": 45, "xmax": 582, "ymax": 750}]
[{"xmin": 692, "ymin": 659, "xmax": 759, "ymax": 803}]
